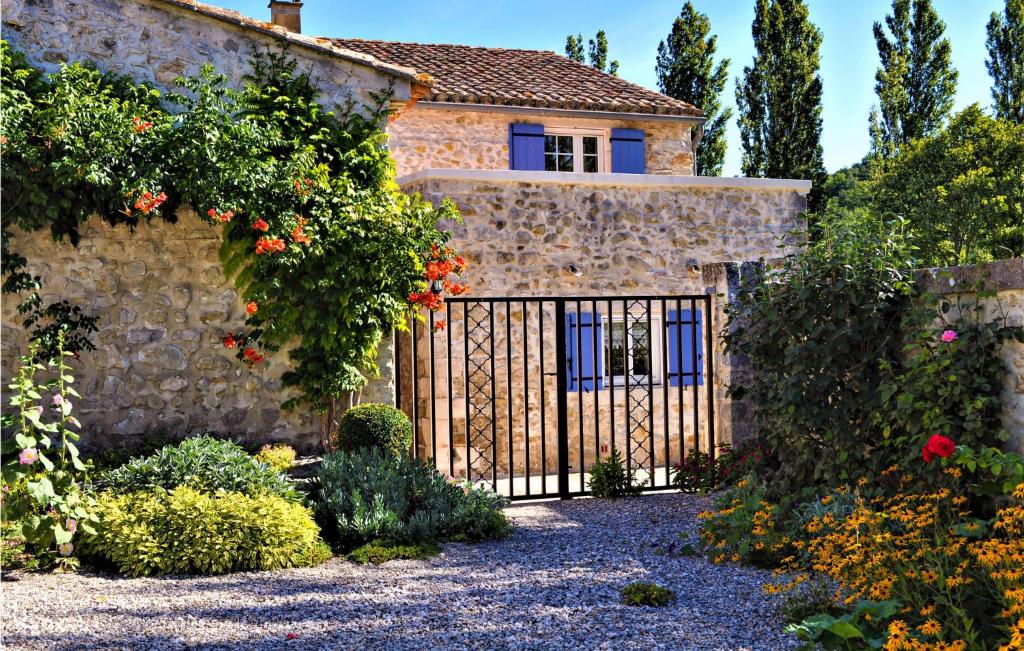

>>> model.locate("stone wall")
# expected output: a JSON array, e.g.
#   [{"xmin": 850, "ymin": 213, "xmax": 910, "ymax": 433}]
[
  {"xmin": 388, "ymin": 106, "xmax": 697, "ymax": 177},
  {"xmin": 1, "ymin": 0, "xmax": 413, "ymax": 110},
  {"xmin": 398, "ymin": 170, "xmax": 810, "ymax": 478},
  {"xmin": 917, "ymin": 258, "xmax": 1024, "ymax": 454},
  {"xmin": 0, "ymin": 213, "xmax": 395, "ymax": 453}
]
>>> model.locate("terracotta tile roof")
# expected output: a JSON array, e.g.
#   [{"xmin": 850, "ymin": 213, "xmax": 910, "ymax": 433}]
[{"xmin": 329, "ymin": 39, "xmax": 704, "ymax": 118}]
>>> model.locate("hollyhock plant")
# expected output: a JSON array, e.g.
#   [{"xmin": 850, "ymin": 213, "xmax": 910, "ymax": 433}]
[{"xmin": 940, "ymin": 329, "xmax": 958, "ymax": 343}]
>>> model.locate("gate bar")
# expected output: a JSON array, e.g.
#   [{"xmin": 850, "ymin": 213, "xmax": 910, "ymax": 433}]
[{"xmin": 554, "ymin": 299, "xmax": 570, "ymax": 499}]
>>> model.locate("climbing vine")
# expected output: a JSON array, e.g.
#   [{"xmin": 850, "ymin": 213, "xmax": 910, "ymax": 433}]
[{"xmin": 0, "ymin": 43, "xmax": 464, "ymax": 413}]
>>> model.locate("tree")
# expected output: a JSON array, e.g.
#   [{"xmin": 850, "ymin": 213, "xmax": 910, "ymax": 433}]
[
  {"xmin": 564, "ymin": 30, "xmax": 618, "ymax": 75},
  {"xmin": 735, "ymin": 0, "xmax": 826, "ymax": 210},
  {"xmin": 986, "ymin": 0, "xmax": 1024, "ymax": 123},
  {"xmin": 874, "ymin": 105, "xmax": 1024, "ymax": 265},
  {"xmin": 869, "ymin": 0, "xmax": 958, "ymax": 157},
  {"xmin": 656, "ymin": 1, "xmax": 732, "ymax": 176},
  {"xmin": 565, "ymin": 34, "xmax": 585, "ymax": 63}
]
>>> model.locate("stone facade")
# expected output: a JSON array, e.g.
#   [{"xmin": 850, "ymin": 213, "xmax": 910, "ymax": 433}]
[
  {"xmin": 1, "ymin": 0, "xmax": 416, "ymax": 110},
  {"xmin": 398, "ymin": 170, "xmax": 809, "ymax": 481},
  {"xmin": 917, "ymin": 259, "xmax": 1024, "ymax": 454},
  {"xmin": 0, "ymin": 213, "xmax": 394, "ymax": 452},
  {"xmin": 388, "ymin": 106, "xmax": 696, "ymax": 177}
]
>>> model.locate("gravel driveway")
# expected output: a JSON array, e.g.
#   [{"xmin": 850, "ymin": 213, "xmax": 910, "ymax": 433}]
[{"xmin": 2, "ymin": 493, "xmax": 796, "ymax": 650}]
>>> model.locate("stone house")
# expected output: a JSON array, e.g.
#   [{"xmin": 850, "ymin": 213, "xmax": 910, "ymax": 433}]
[{"xmin": 1, "ymin": 0, "xmax": 810, "ymax": 496}]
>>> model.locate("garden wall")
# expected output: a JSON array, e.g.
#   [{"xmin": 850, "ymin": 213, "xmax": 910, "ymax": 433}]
[
  {"xmin": 0, "ymin": 213, "xmax": 394, "ymax": 453},
  {"xmin": 916, "ymin": 258, "xmax": 1024, "ymax": 454},
  {"xmin": 1, "ymin": 0, "xmax": 418, "ymax": 109},
  {"xmin": 398, "ymin": 170, "xmax": 810, "ymax": 474}
]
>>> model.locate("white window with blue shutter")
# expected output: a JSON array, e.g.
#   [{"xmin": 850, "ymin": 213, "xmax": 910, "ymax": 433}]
[
  {"xmin": 565, "ymin": 312, "xmax": 604, "ymax": 391},
  {"xmin": 564, "ymin": 309, "xmax": 701, "ymax": 392},
  {"xmin": 665, "ymin": 309, "xmax": 704, "ymax": 386},
  {"xmin": 610, "ymin": 128, "xmax": 646, "ymax": 174}
]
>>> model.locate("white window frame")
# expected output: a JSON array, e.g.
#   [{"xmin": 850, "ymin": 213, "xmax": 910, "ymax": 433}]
[
  {"xmin": 604, "ymin": 315, "xmax": 662, "ymax": 386},
  {"xmin": 543, "ymin": 127, "xmax": 607, "ymax": 174}
]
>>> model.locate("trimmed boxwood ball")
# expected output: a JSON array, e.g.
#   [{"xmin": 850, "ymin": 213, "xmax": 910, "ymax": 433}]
[{"xmin": 335, "ymin": 403, "xmax": 412, "ymax": 458}]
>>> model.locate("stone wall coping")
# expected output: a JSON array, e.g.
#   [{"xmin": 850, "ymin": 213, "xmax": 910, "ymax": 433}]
[
  {"xmin": 916, "ymin": 257, "xmax": 1024, "ymax": 294},
  {"xmin": 397, "ymin": 168, "xmax": 813, "ymax": 193}
]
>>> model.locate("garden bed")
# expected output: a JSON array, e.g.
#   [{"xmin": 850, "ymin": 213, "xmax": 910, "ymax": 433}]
[{"xmin": 2, "ymin": 494, "xmax": 795, "ymax": 650}]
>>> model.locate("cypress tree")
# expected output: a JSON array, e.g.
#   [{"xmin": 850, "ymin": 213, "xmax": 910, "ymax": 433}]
[
  {"xmin": 869, "ymin": 0, "xmax": 958, "ymax": 156},
  {"xmin": 656, "ymin": 1, "xmax": 732, "ymax": 176},
  {"xmin": 986, "ymin": 0, "xmax": 1024, "ymax": 123},
  {"xmin": 736, "ymin": 0, "xmax": 826, "ymax": 209}
]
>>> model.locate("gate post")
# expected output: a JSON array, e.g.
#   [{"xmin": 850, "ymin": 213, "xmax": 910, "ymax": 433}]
[{"xmin": 553, "ymin": 299, "xmax": 571, "ymax": 499}]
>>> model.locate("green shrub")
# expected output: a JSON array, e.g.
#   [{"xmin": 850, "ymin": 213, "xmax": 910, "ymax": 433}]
[
  {"xmin": 96, "ymin": 435, "xmax": 301, "ymax": 503},
  {"xmin": 1, "ymin": 517, "xmax": 41, "ymax": 572},
  {"xmin": 621, "ymin": 582, "xmax": 676, "ymax": 607},
  {"xmin": 313, "ymin": 447, "xmax": 510, "ymax": 549},
  {"xmin": 588, "ymin": 447, "xmax": 642, "ymax": 498},
  {"xmin": 778, "ymin": 577, "xmax": 844, "ymax": 625},
  {"xmin": 347, "ymin": 540, "xmax": 440, "ymax": 565},
  {"xmin": 254, "ymin": 443, "xmax": 297, "ymax": 473},
  {"xmin": 80, "ymin": 487, "xmax": 330, "ymax": 576},
  {"xmin": 335, "ymin": 403, "xmax": 412, "ymax": 458},
  {"xmin": 670, "ymin": 448, "xmax": 716, "ymax": 493}
]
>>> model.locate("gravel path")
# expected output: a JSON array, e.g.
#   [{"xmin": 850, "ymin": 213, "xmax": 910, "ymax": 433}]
[{"xmin": 2, "ymin": 493, "xmax": 796, "ymax": 650}]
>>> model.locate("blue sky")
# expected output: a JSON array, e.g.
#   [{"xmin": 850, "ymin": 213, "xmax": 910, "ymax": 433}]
[{"xmin": 218, "ymin": 0, "xmax": 1002, "ymax": 175}]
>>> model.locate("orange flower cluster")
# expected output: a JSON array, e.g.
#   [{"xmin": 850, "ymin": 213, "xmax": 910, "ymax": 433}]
[
  {"xmin": 293, "ymin": 177, "xmax": 314, "ymax": 195},
  {"xmin": 132, "ymin": 191, "xmax": 166, "ymax": 215},
  {"xmin": 132, "ymin": 116, "xmax": 153, "ymax": 133},
  {"xmin": 291, "ymin": 216, "xmax": 311, "ymax": 245},
  {"xmin": 246, "ymin": 301, "xmax": 258, "ymax": 316},
  {"xmin": 223, "ymin": 332, "xmax": 265, "ymax": 365},
  {"xmin": 207, "ymin": 208, "xmax": 234, "ymax": 223},
  {"xmin": 252, "ymin": 218, "xmax": 269, "ymax": 232},
  {"xmin": 409, "ymin": 244, "xmax": 469, "ymax": 312},
  {"xmin": 243, "ymin": 347, "xmax": 265, "ymax": 365},
  {"xmin": 255, "ymin": 237, "xmax": 286, "ymax": 255}
]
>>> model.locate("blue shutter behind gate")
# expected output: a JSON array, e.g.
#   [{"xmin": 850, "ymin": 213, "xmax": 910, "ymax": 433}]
[
  {"xmin": 610, "ymin": 128, "xmax": 645, "ymax": 174},
  {"xmin": 566, "ymin": 312, "xmax": 604, "ymax": 392},
  {"xmin": 666, "ymin": 310, "xmax": 704, "ymax": 386},
  {"xmin": 509, "ymin": 123, "xmax": 545, "ymax": 171}
]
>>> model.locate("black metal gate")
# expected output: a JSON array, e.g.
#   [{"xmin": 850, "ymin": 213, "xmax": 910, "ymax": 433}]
[{"xmin": 397, "ymin": 295, "xmax": 715, "ymax": 499}]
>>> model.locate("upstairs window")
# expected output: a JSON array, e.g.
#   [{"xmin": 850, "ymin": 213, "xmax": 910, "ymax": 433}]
[{"xmin": 543, "ymin": 130, "xmax": 604, "ymax": 173}]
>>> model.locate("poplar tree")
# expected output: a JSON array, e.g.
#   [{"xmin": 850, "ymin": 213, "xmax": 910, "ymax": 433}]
[
  {"xmin": 736, "ymin": 0, "xmax": 825, "ymax": 209},
  {"xmin": 986, "ymin": 0, "xmax": 1024, "ymax": 123},
  {"xmin": 564, "ymin": 31, "xmax": 618, "ymax": 75},
  {"xmin": 656, "ymin": 1, "xmax": 732, "ymax": 176},
  {"xmin": 869, "ymin": 0, "xmax": 958, "ymax": 156}
]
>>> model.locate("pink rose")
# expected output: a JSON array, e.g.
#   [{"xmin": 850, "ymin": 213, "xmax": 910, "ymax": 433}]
[{"xmin": 940, "ymin": 329, "xmax": 958, "ymax": 343}]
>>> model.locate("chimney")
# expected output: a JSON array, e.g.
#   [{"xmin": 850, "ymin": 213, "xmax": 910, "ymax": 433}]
[{"xmin": 269, "ymin": 0, "xmax": 302, "ymax": 32}]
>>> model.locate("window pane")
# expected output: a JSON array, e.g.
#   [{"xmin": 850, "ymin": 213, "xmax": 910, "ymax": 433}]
[
  {"xmin": 544, "ymin": 135, "xmax": 556, "ymax": 154},
  {"xmin": 545, "ymin": 153, "xmax": 557, "ymax": 171},
  {"xmin": 557, "ymin": 136, "xmax": 574, "ymax": 153},
  {"xmin": 583, "ymin": 136, "xmax": 597, "ymax": 155},
  {"xmin": 583, "ymin": 155, "xmax": 598, "ymax": 173},
  {"xmin": 630, "ymin": 323, "xmax": 650, "ymax": 377},
  {"xmin": 558, "ymin": 153, "xmax": 574, "ymax": 172},
  {"xmin": 608, "ymin": 322, "xmax": 626, "ymax": 378}
]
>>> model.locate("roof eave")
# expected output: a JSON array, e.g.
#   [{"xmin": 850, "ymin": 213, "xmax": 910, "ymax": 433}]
[{"xmin": 412, "ymin": 101, "xmax": 707, "ymax": 124}]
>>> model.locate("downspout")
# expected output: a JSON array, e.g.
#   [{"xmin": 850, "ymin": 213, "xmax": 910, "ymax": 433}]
[{"xmin": 691, "ymin": 122, "xmax": 704, "ymax": 175}]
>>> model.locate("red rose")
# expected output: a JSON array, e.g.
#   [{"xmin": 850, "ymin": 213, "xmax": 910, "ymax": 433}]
[
  {"xmin": 922, "ymin": 446, "xmax": 935, "ymax": 463},
  {"xmin": 924, "ymin": 434, "xmax": 956, "ymax": 459}
]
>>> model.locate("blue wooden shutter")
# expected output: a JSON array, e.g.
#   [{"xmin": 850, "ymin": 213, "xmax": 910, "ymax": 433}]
[
  {"xmin": 509, "ymin": 123, "xmax": 545, "ymax": 170},
  {"xmin": 566, "ymin": 312, "xmax": 604, "ymax": 392},
  {"xmin": 610, "ymin": 128, "xmax": 645, "ymax": 173},
  {"xmin": 666, "ymin": 310, "xmax": 703, "ymax": 386}
]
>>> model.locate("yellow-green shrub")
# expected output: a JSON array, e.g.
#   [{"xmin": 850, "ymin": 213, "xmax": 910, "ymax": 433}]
[
  {"xmin": 254, "ymin": 443, "xmax": 297, "ymax": 473},
  {"xmin": 80, "ymin": 487, "xmax": 331, "ymax": 576}
]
